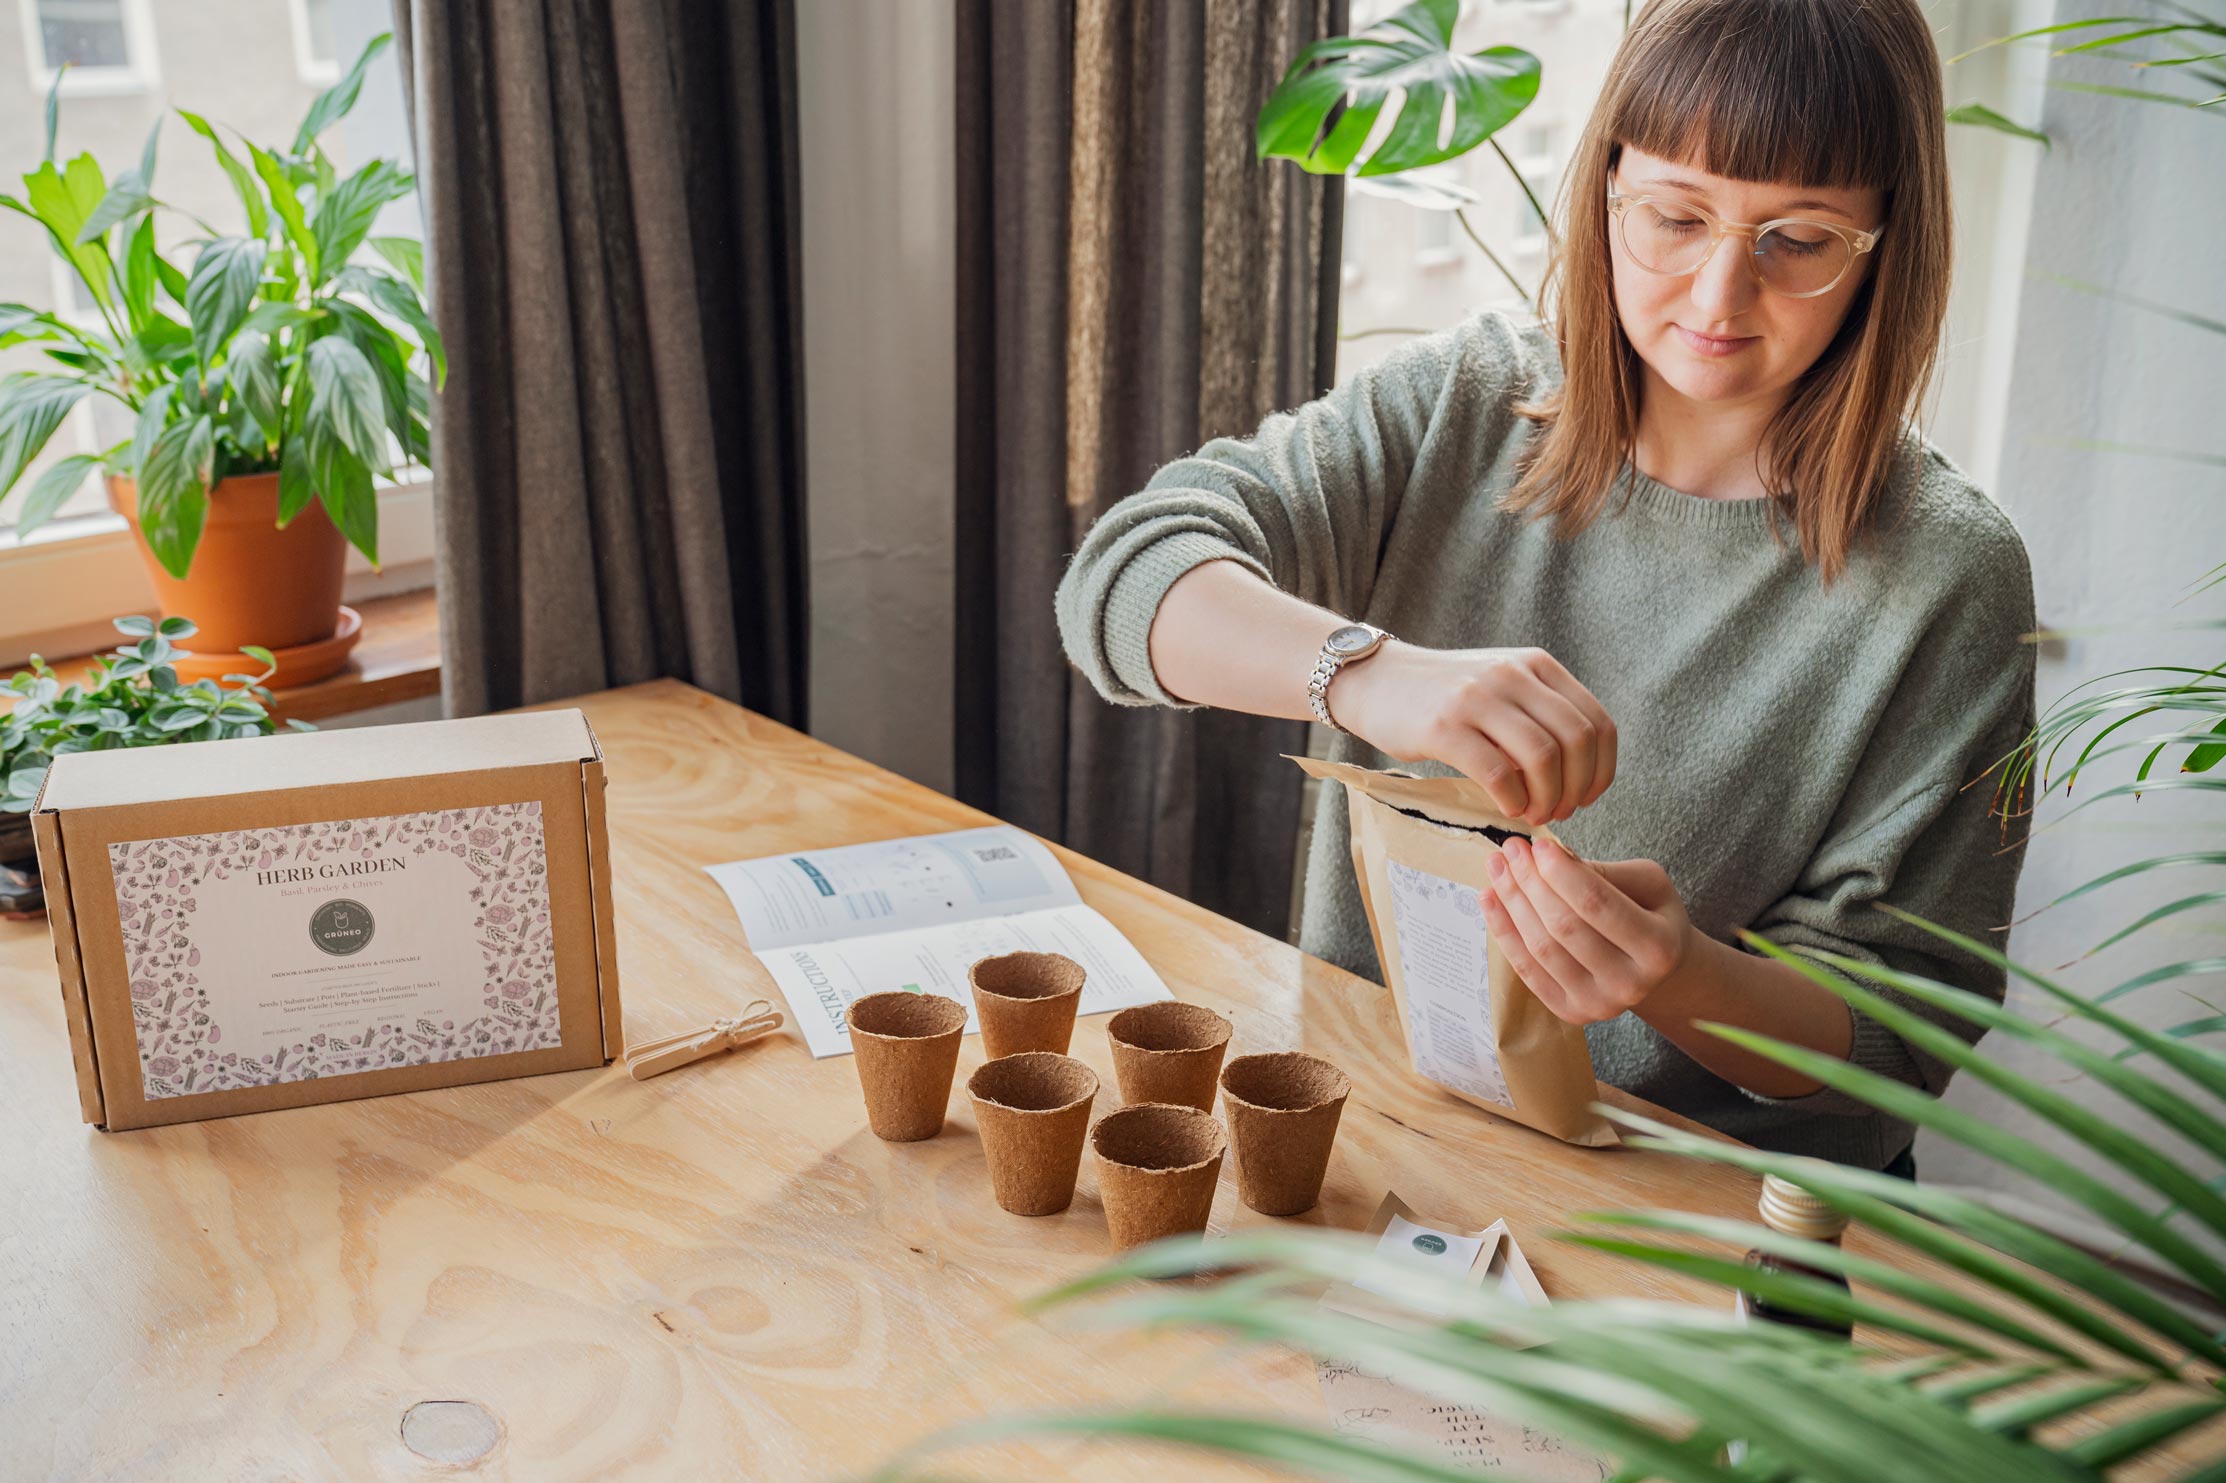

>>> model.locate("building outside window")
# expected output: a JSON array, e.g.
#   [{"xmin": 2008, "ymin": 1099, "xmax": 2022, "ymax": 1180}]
[{"xmin": 19, "ymin": 0, "xmax": 158, "ymax": 95}]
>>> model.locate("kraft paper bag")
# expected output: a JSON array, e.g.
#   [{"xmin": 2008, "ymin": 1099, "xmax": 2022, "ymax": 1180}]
[{"xmin": 1291, "ymin": 756, "xmax": 1616, "ymax": 1148}]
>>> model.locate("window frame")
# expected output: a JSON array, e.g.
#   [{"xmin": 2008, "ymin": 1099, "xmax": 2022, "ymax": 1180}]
[
  {"xmin": 1508, "ymin": 121, "xmax": 1559, "ymax": 257},
  {"xmin": 285, "ymin": 0, "xmax": 340, "ymax": 86},
  {"xmin": 0, "ymin": 481, "xmax": 436, "ymax": 668},
  {"xmin": 16, "ymin": 0, "xmax": 160, "ymax": 98}
]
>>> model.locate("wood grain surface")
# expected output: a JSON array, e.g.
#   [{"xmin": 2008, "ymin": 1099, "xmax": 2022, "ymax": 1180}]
[{"xmin": 0, "ymin": 678, "xmax": 2133, "ymax": 1480}]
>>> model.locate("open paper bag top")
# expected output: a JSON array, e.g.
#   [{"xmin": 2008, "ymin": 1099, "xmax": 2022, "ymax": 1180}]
[{"xmin": 1285, "ymin": 754, "xmax": 1567, "ymax": 846}]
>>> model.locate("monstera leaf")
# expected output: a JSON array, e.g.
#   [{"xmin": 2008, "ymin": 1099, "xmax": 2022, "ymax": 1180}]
[{"xmin": 1256, "ymin": 0, "xmax": 1540, "ymax": 178}]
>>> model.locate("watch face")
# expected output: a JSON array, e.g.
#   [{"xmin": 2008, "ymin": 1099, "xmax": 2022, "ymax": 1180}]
[{"xmin": 1328, "ymin": 624, "xmax": 1378, "ymax": 656}]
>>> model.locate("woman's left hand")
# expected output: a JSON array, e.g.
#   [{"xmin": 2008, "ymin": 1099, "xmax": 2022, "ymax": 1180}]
[{"xmin": 1479, "ymin": 835, "xmax": 1697, "ymax": 1025}]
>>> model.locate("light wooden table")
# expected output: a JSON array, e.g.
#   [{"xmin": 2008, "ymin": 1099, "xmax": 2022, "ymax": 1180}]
[{"xmin": 0, "ymin": 679, "xmax": 1794, "ymax": 1480}]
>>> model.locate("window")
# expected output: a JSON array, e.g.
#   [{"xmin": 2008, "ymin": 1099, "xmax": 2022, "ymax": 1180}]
[
  {"xmin": 1509, "ymin": 122, "xmax": 1559, "ymax": 254},
  {"xmin": 1415, "ymin": 197, "xmax": 1456, "ymax": 263},
  {"xmin": 0, "ymin": 0, "xmax": 428, "ymax": 659},
  {"xmin": 22, "ymin": 256, "xmax": 112, "ymax": 532},
  {"xmin": 1335, "ymin": 0, "xmax": 1625, "ymax": 386},
  {"xmin": 18, "ymin": 0, "xmax": 157, "ymax": 96},
  {"xmin": 289, "ymin": 0, "xmax": 340, "ymax": 85}
]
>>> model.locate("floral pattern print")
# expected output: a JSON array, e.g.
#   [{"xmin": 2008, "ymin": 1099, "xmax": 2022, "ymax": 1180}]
[{"xmin": 110, "ymin": 803, "xmax": 560, "ymax": 1100}]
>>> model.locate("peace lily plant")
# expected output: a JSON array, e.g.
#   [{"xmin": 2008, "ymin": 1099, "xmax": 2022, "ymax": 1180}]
[{"xmin": 0, "ymin": 31, "xmax": 440, "ymax": 578}]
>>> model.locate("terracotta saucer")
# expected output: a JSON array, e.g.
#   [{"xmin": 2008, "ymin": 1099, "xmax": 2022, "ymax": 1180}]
[{"xmin": 170, "ymin": 605, "xmax": 363, "ymax": 689}]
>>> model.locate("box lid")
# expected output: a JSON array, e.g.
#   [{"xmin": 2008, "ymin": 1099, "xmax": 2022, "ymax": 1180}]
[{"xmin": 37, "ymin": 707, "xmax": 601, "ymax": 813}]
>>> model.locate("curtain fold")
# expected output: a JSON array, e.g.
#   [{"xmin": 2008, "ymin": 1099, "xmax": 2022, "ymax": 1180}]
[
  {"xmin": 954, "ymin": 0, "xmax": 1347, "ymax": 939},
  {"xmin": 396, "ymin": 0, "xmax": 808, "ymax": 723}
]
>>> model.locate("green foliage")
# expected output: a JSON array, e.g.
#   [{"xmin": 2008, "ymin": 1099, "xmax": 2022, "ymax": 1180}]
[
  {"xmin": 0, "ymin": 33, "xmax": 436, "ymax": 577},
  {"xmin": 1255, "ymin": 0, "xmax": 1540, "ymax": 178},
  {"xmin": 1944, "ymin": 103, "xmax": 2052, "ymax": 145},
  {"xmin": 1951, "ymin": 10, "xmax": 2226, "ymax": 115},
  {"xmin": 0, "ymin": 616, "xmax": 305, "ymax": 814},
  {"xmin": 1947, "ymin": 5, "xmax": 2226, "ymax": 144},
  {"xmin": 1255, "ymin": 0, "xmax": 1547, "ymax": 304}
]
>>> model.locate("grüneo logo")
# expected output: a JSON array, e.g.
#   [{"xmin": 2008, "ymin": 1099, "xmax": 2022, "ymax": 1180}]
[
  {"xmin": 1411, "ymin": 1232, "xmax": 1449, "ymax": 1256},
  {"xmin": 310, "ymin": 898, "xmax": 376, "ymax": 957}
]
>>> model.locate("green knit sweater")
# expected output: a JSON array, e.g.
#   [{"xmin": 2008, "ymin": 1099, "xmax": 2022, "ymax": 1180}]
[{"xmin": 1054, "ymin": 308, "xmax": 2037, "ymax": 1170}]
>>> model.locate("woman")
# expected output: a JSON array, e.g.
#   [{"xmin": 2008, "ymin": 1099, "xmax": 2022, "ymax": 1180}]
[{"xmin": 1053, "ymin": 0, "xmax": 2036, "ymax": 1173}]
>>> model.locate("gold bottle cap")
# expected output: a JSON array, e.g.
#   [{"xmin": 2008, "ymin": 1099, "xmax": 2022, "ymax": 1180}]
[{"xmin": 1759, "ymin": 1174, "xmax": 1850, "ymax": 1241}]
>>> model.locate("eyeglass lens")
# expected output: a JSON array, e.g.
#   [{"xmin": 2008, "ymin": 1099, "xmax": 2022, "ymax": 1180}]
[{"xmin": 1618, "ymin": 199, "xmax": 1854, "ymax": 296}]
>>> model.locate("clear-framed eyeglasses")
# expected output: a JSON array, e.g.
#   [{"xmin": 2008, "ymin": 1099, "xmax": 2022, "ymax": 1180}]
[{"xmin": 1606, "ymin": 189, "xmax": 1885, "ymax": 300}]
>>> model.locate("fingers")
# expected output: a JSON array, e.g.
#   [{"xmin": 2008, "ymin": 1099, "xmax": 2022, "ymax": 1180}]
[
  {"xmin": 1478, "ymin": 879, "xmax": 1573, "ymax": 1019},
  {"xmin": 1508, "ymin": 681, "xmax": 1598, "ymax": 826},
  {"xmin": 1534, "ymin": 847, "xmax": 1688, "ymax": 994},
  {"xmin": 1485, "ymin": 840, "xmax": 1629, "ymax": 1020},
  {"xmin": 1436, "ymin": 728, "xmax": 1532, "ymax": 823},
  {"xmin": 1527, "ymin": 839, "xmax": 1658, "ymax": 953},
  {"xmin": 1441, "ymin": 682, "xmax": 1565, "ymax": 827},
  {"xmin": 1522, "ymin": 651, "xmax": 1619, "ymax": 812},
  {"xmin": 1478, "ymin": 704, "xmax": 1563, "ymax": 828},
  {"xmin": 1424, "ymin": 649, "xmax": 1619, "ymax": 827}
]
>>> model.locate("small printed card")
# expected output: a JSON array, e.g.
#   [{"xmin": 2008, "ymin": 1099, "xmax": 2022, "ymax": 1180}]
[
  {"xmin": 1318, "ymin": 1193, "xmax": 1605, "ymax": 1480},
  {"xmin": 110, "ymin": 804, "xmax": 562, "ymax": 1100}
]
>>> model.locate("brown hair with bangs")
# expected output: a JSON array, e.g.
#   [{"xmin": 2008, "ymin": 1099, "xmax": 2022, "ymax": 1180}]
[{"xmin": 1507, "ymin": 0, "xmax": 1952, "ymax": 584}]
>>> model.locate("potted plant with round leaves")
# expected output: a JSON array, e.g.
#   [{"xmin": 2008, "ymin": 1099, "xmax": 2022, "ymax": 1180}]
[
  {"xmin": 0, "ymin": 615, "xmax": 301, "ymax": 916},
  {"xmin": 0, "ymin": 33, "xmax": 442, "ymax": 687}
]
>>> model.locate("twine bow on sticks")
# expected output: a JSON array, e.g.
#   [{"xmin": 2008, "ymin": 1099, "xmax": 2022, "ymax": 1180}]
[{"xmin": 623, "ymin": 1000, "xmax": 786, "ymax": 1080}]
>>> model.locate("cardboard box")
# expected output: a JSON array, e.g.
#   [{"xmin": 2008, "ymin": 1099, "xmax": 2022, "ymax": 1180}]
[{"xmin": 33, "ymin": 708, "xmax": 623, "ymax": 1131}]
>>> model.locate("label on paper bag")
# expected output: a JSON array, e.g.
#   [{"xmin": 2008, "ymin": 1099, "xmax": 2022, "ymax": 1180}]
[
  {"xmin": 110, "ymin": 804, "xmax": 562, "ymax": 1099},
  {"xmin": 1385, "ymin": 859, "xmax": 1511, "ymax": 1108}
]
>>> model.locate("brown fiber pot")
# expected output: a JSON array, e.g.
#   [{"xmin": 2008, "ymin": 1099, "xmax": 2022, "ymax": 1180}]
[{"xmin": 107, "ymin": 472, "xmax": 355, "ymax": 686}]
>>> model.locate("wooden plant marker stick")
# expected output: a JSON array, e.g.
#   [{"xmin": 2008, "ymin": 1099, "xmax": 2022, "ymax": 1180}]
[{"xmin": 624, "ymin": 1000, "xmax": 785, "ymax": 1080}]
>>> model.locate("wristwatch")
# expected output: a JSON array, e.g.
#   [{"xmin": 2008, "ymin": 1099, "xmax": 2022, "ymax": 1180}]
[{"xmin": 1308, "ymin": 623, "xmax": 1389, "ymax": 733}]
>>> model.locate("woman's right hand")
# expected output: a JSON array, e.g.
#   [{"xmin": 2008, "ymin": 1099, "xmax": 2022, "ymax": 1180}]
[{"xmin": 1326, "ymin": 641, "xmax": 1617, "ymax": 827}]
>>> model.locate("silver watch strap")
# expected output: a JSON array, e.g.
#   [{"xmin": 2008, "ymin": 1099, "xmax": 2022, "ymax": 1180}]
[
  {"xmin": 1308, "ymin": 627, "xmax": 1383, "ymax": 732},
  {"xmin": 1308, "ymin": 650, "xmax": 1345, "ymax": 732}
]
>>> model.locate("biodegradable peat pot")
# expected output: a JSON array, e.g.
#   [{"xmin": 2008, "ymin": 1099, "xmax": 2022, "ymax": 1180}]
[
  {"xmin": 1219, "ymin": 1051, "xmax": 1351, "ymax": 1217},
  {"xmin": 967, "ymin": 950, "xmax": 1086, "ymax": 1060},
  {"xmin": 108, "ymin": 472, "xmax": 361, "ymax": 688},
  {"xmin": 0, "ymin": 812, "xmax": 41, "ymax": 918},
  {"xmin": 1106, "ymin": 1001, "xmax": 1232, "ymax": 1112},
  {"xmin": 846, "ymin": 991, "xmax": 968, "ymax": 1141},
  {"xmin": 1090, "ymin": 1102, "xmax": 1226, "ymax": 1250},
  {"xmin": 967, "ymin": 1052, "xmax": 1099, "ymax": 1216}
]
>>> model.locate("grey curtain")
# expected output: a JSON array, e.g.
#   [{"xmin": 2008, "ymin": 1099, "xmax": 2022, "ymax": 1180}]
[
  {"xmin": 953, "ymin": 0, "xmax": 1347, "ymax": 938},
  {"xmin": 395, "ymin": 0, "xmax": 808, "ymax": 722}
]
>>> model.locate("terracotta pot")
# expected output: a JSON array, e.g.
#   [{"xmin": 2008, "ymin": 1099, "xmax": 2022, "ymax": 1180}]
[{"xmin": 108, "ymin": 472, "xmax": 358, "ymax": 686}]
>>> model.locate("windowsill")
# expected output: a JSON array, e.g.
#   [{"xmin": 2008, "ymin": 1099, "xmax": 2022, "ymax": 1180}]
[
  {"xmin": 1, "ymin": 587, "xmax": 441, "ymax": 726},
  {"xmin": 0, "ymin": 480, "xmax": 435, "ymax": 668}
]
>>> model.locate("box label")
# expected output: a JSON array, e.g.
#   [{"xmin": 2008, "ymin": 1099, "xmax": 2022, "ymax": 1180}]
[{"xmin": 109, "ymin": 803, "xmax": 561, "ymax": 1100}]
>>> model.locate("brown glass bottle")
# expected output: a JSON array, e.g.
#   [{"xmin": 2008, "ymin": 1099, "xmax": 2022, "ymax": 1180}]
[{"xmin": 1737, "ymin": 1174, "xmax": 1853, "ymax": 1340}]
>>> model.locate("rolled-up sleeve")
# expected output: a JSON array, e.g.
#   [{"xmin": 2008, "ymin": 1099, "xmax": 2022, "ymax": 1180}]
[{"xmin": 1053, "ymin": 315, "xmax": 1489, "ymax": 709}]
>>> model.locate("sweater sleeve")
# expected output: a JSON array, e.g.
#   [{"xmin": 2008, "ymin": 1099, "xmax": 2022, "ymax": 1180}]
[
  {"xmin": 1738, "ymin": 494, "xmax": 2039, "ymax": 1117},
  {"xmin": 1053, "ymin": 312, "xmax": 1501, "ymax": 709}
]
